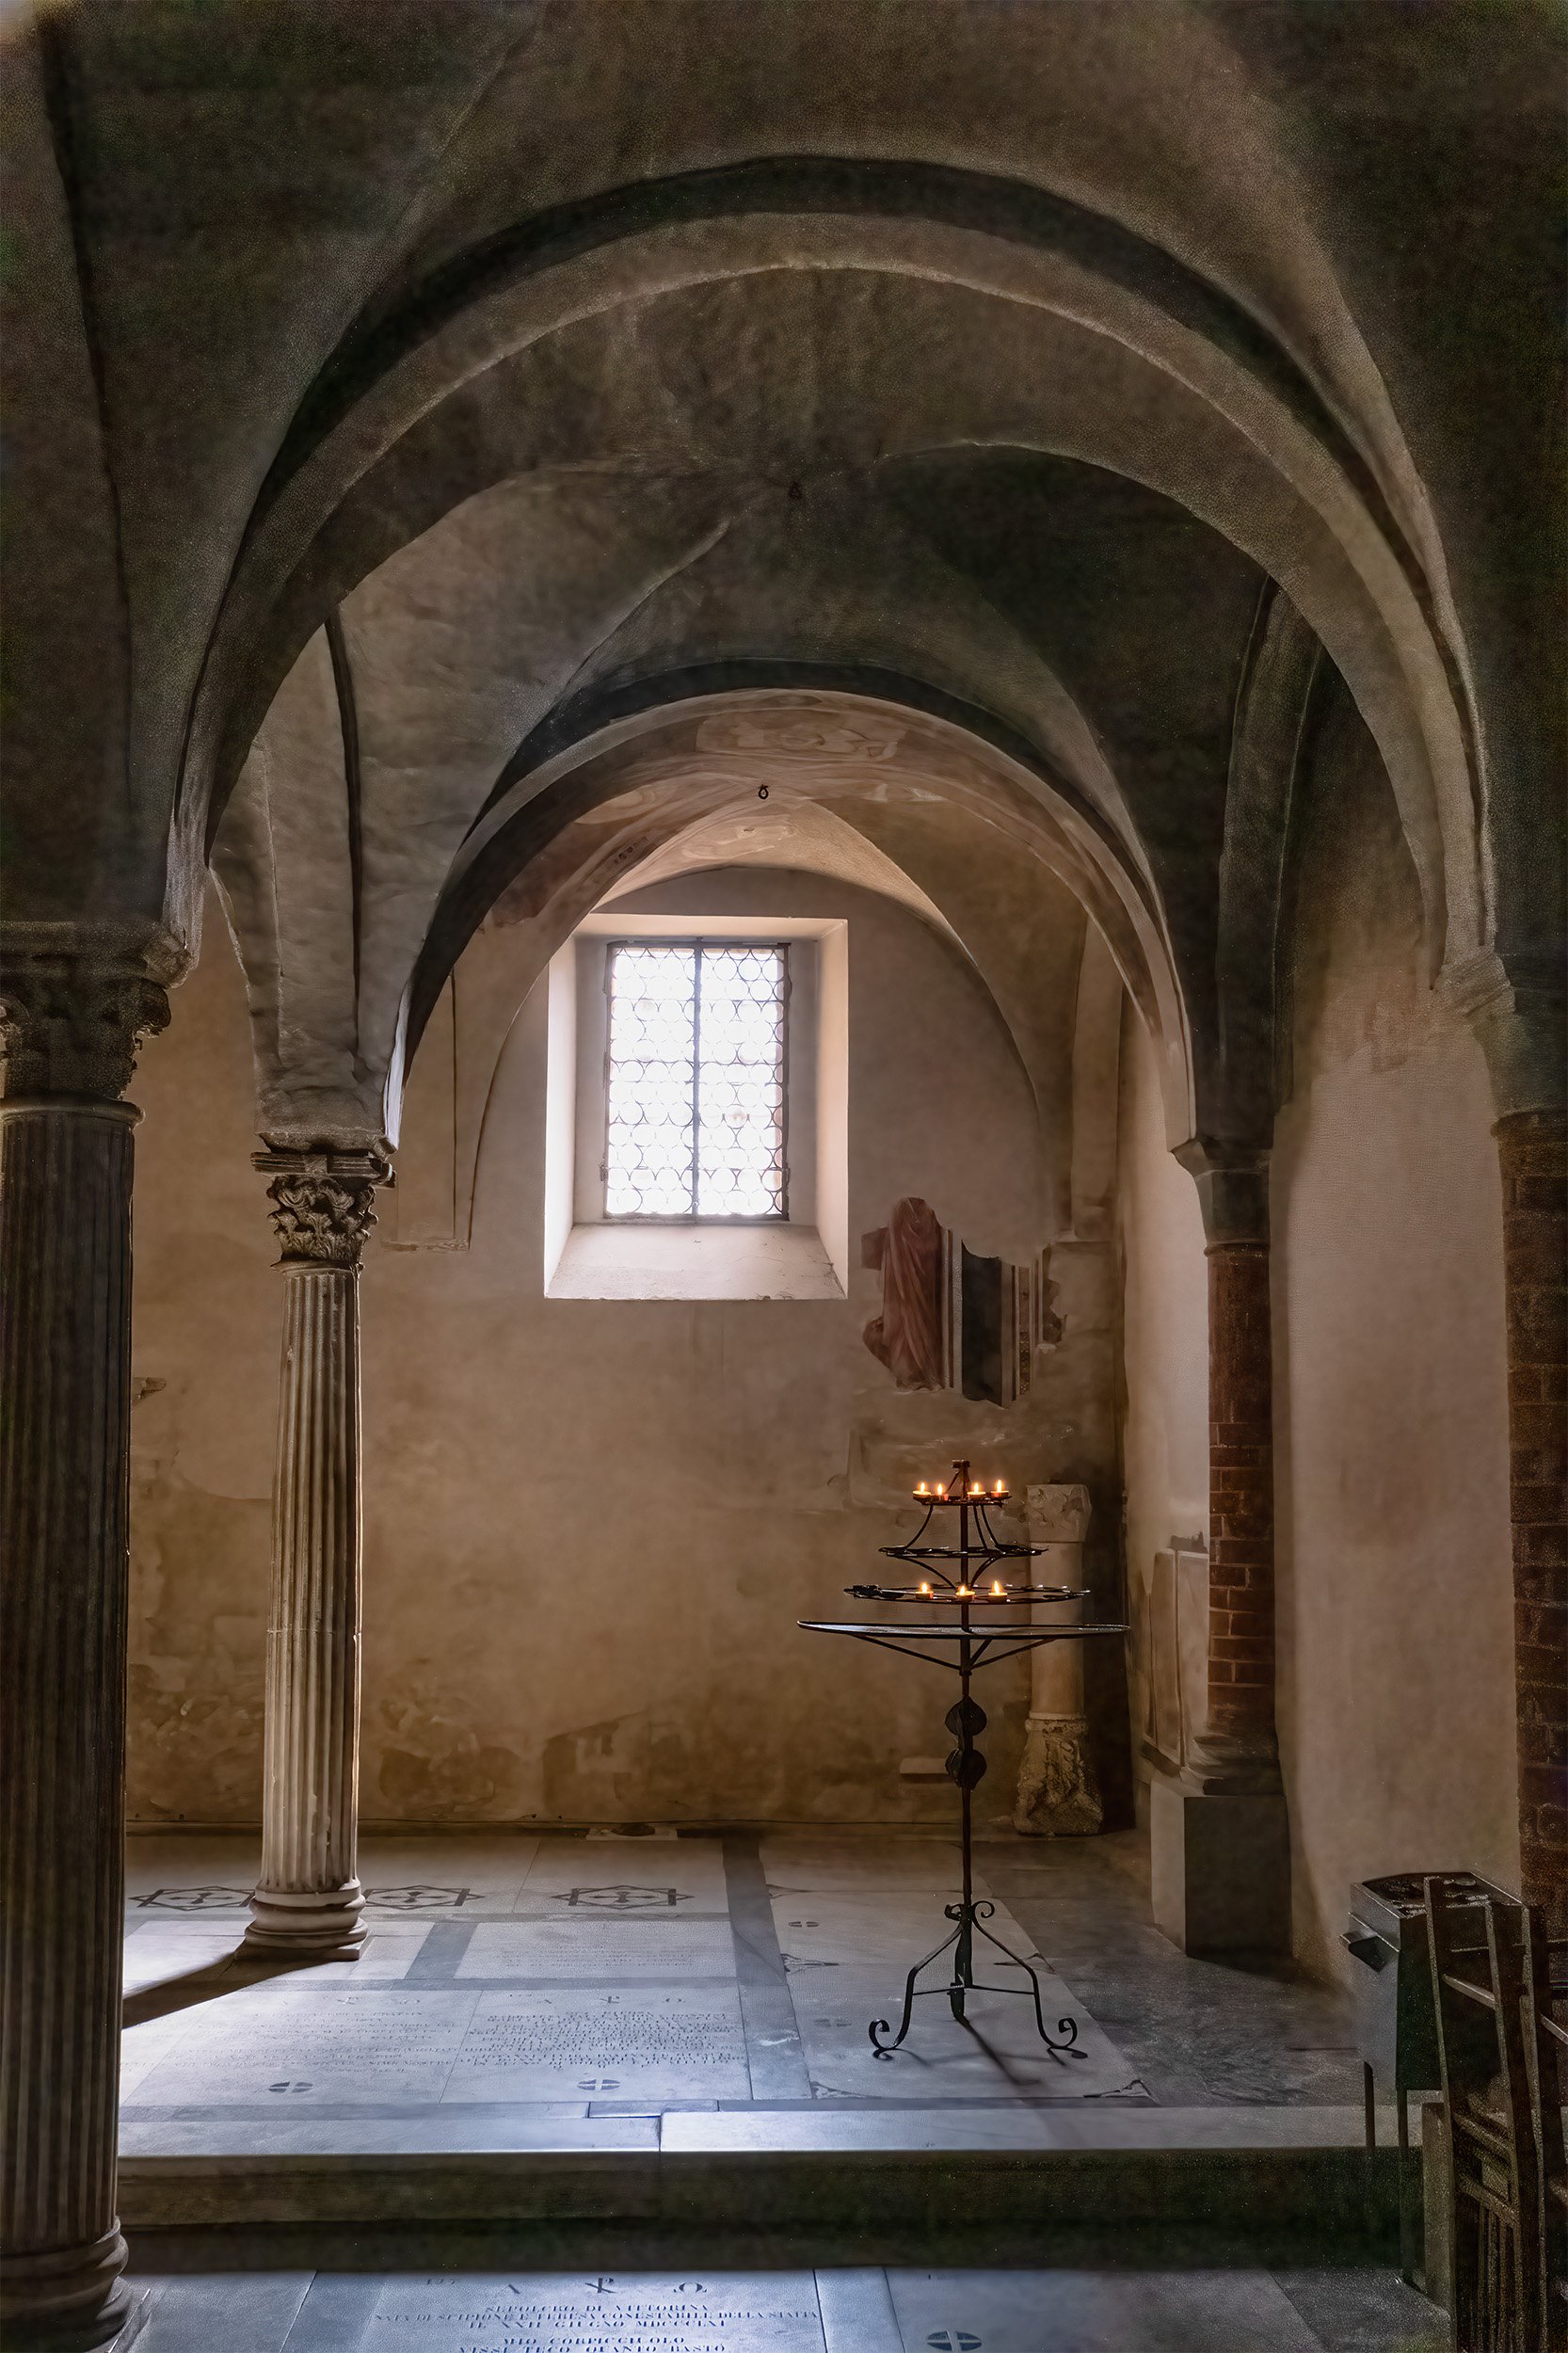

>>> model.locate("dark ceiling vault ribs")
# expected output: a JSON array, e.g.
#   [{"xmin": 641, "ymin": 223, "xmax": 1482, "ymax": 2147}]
[
  {"xmin": 1213, "ymin": 584, "xmax": 1325, "ymax": 1155},
  {"xmin": 322, "ymin": 608, "xmax": 364, "ymax": 1018},
  {"xmin": 262, "ymin": 157, "xmax": 1393, "ymax": 544}
]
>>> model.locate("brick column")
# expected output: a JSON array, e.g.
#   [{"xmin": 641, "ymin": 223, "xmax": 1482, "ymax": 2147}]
[
  {"xmin": 1150, "ymin": 1156, "xmax": 1288, "ymax": 1955},
  {"xmin": 1496, "ymin": 1108, "xmax": 1566, "ymax": 1932},
  {"xmin": 1206, "ymin": 1237, "xmax": 1278, "ymax": 1774},
  {"xmin": 1185, "ymin": 1160, "xmax": 1281, "ymax": 1784},
  {"xmin": 1458, "ymin": 956, "xmax": 1565, "ymax": 1933}
]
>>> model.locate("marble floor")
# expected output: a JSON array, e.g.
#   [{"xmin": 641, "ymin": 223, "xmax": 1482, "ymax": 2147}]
[
  {"xmin": 107, "ymin": 2258, "xmax": 1447, "ymax": 2351},
  {"xmin": 120, "ymin": 1827, "xmax": 1364, "ymax": 2157},
  {"xmin": 977, "ymin": 1831, "xmax": 1365, "ymax": 2108},
  {"xmin": 109, "ymin": 1833, "xmax": 1441, "ymax": 2348}
]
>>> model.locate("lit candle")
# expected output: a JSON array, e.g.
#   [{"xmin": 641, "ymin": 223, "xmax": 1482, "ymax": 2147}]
[
  {"xmin": 968, "ymin": 1481, "xmax": 982, "ymax": 1497},
  {"xmin": 936, "ymin": 1484, "xmax": 946, "ymax": 1499},
  {"xmin": 916, "ymin": 1482, "xmax": 929, "ymax": 1497},
  {"xmin": 993, "ymin": 1481, "xmax": 1005, "ymax": 1497},
  {"xmin": 956, "ymin": 1584, "xmax": 972, "ymax": 1598},
  {"xmin": 991, "ymin": 1579, "xmax": 1004, "ymax": 1597},
  {"xmin": 919, "ymin": 1579, "xmax": 932, "ymax": 1597}
]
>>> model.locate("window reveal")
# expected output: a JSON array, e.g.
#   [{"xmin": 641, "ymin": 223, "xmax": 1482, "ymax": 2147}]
[{"xmin": 602, "ymin": 944, "xmax": 789, "ymax": 1219}]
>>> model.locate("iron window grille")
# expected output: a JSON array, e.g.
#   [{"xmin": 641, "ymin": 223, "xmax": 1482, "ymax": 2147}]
[{"xmin": 602, "ymin": 942, "xmax": 791, "ymax": 1221}]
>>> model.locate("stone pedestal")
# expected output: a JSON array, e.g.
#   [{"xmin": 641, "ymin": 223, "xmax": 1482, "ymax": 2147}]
[
  {"xmin": 0, "ymin": 940, "xmax": 173, "ymax": 2347},
  {"xmin": 245, "ymin": 1148, "xmax": 387, "ymax": 1961},
  {"xmin": 1015, "ymin": 1483, "xmax": 1103, "ymax": 1836},
  {"xmin": 1149, "ymin": 1771, "xmax": 1291, "ymax": 1957}
]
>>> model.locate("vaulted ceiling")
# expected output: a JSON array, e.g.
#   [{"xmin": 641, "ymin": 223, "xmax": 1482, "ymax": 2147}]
[{"xmin": 5, "ymin": 0, "xmax": 1561, "ymax": 1152}]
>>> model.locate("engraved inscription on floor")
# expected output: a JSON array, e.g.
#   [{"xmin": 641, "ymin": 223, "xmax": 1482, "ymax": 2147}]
[
  {"xmin": 443, "ymin": 1989, "xmax": 751, "ymax": 2103},
  {"xmin": 110, "ymin": 2263, "xmax": 1444, "ymax": 2353},
  {"xmin": 362, "ymin": 2271, "xmax": 826, "ymax": 2352},
  {"xmin": 119, "ymin": 1831, "xmax": 1151, "ymax": 2147}
]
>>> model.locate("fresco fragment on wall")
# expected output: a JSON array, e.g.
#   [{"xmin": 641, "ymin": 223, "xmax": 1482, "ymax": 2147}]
[{"xmin": 861, "ymin": 1196, "xmax": 1059, "ymax": 1404}]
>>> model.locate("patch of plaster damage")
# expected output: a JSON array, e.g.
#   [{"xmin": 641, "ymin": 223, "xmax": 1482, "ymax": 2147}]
[{"xmin": 375, "ymin": 1681, "xmax": 526, "ymax": 1820}]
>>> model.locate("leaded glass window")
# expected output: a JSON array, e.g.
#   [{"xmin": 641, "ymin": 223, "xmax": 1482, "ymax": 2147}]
[{"xmin": 603, "ymin": 944, "xmax": 789, "ymax": 1219}]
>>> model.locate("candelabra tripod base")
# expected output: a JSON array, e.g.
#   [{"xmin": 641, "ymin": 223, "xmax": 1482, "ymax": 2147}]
[
  {"xmin": 868, "ymin": 1897, "xmax": 1086, "ymax": 2062},
  {"xmin": 801, "ymin": 1458, "xmax": 1128, "ymax": 2071}
]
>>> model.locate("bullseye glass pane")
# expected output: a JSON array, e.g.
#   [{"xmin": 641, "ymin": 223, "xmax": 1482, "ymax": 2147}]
[
  {"xmin": 603, "ymin": 947, "xmax": 696, "ymax": 1215},
  {"xmin": 695, "ymin": 947, "xmax": 787, "ymax": 1218}
]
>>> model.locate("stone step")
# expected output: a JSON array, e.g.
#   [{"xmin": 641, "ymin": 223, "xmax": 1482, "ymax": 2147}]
[{"xmin": 119, "ymin": 2105, "xmax": 1401, "ymax": 2234}]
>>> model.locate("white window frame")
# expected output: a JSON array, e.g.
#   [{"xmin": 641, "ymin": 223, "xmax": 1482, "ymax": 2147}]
[
  {"xmin": 543, "ymin": 913, "xmax": 848, "ymax": 1302},
  {"xmin": 600, "ymin": 938, "xmax": 792, "ymax": 1225}
]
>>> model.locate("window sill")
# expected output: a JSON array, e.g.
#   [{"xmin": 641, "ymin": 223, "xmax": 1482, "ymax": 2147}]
[{"xmin": 547, "ymin": 1223, "xmax": 846, "ymax": 1302}]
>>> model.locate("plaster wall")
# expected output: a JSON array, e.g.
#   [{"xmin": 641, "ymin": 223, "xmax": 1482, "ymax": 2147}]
[
  {"xmin": 127, "ymin": 869, "xmax": 1119, "ymax": 1829},
  {"xmin": 1272, "ymin": 689, "xmax": 1518, "ymax": 1982},
  {"xmin": 126, "ymin": 910, "xmax": 276, "ymax": 1822},
  {"xmin": 1113, "ymin": 684, "xmax": 1516, "ymax": 1983}
]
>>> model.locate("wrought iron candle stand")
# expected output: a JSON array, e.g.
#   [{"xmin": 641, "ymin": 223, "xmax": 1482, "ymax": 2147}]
[{"xmin": 800, "ymin": 1460, "xmax": 1127, "ymax": 2060}]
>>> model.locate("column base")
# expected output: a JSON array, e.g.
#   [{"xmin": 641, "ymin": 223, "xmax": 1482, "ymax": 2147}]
[
  {"xmin": 1014, "ymin": 1714, "xmax": 1103, "ymax": 1836},
  {"xmin": 0, "ymin": 2228, "xmax": 131, "ymax": 2348},
  {"xmin": 1149, "ymin": 1770, "xmax": 1290, "ymax": 1957},
  {"xmin": 243, "ymin": 1879, "xmax": 366, "ymax": 1960}
]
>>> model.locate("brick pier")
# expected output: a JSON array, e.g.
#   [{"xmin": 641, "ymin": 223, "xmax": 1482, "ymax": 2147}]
[
  {"xmin": 1496, "ymin": 1108, "xmax": 1567, "ymax": 1930},
  {"xmin": 1207, "ymin": 1240, "xmax": 1277, "ymax": 1769}
]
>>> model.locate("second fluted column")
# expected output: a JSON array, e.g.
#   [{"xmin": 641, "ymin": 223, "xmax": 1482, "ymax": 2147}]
[{"xmin": 245, "ymin": 1147, "xmax": 388, "ymax": 1961}]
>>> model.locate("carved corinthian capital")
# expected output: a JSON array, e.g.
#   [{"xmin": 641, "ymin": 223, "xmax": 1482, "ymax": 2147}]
[
  {"xmin": 0, "ymin": 926, "xmax": 184, "ymax": 1101},
  {"xmin": 255, "ymin": 1147, "xmax": 391, "ymax": 1269}
]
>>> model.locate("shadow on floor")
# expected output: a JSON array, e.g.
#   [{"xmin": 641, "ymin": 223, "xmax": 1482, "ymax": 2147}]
[{"xmin": 123, "ymin": 1952, "xmax": 321, "ymax": 2030}]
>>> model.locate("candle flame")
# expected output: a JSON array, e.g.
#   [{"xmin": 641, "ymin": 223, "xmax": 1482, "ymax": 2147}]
[
  {"xmin": 916, "ymin": 1482, "xmax": 928, "ymax": 1497},
  {"xmin": 993, "ymin": 1481, "xmax": 1005, "ymax": 1496},
  {"xmin": 991, "ymin": 1579, "xmax": 1004, "ymax": 1596}
]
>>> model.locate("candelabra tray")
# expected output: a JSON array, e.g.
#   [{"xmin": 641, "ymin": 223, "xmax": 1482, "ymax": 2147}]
[
  {"xmin": 877, "ymin": 1545, "xmax": 1043, "ymax": 1562},
  {"xmin": 847, "ymin": 1582, "xmax": 1090, "ymax": 1602},
  {"xmin": 800, "ymin": 1618, "xmax": 1128, "ymax": 1672},
  {"xmin": 801, "ymin": 1621, "xmax": 1127, "ymax": 1638}
]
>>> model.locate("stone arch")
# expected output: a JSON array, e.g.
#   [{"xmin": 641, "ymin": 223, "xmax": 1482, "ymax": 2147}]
[
  {"xmin": 180, "ymin": 166, "xmax": 1485, "ymax": 985},
  {"xmin": 382, "ymin": 680, "xmax": 1193, "ymax": 1175},
  {"xmin": 1209, "ymin": 584, "xmax": 1326, "ymax": 1156}
]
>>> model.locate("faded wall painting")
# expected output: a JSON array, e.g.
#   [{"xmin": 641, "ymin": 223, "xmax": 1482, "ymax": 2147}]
[{"xmin": 861, "ymin": 1195, "xmax": 1059, "ymax": 1406}]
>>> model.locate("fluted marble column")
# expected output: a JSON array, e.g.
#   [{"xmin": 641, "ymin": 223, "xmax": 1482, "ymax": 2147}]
[
  {"xmin": 1015, "ymin": 1484, "xmax": 1102, "ymax": 1835},
  {"xmin": 1, "ymin": 937, "xmax": 173, "ymax": 2347},
  {"xmin": 245, "ymin": 1147, "xmax": 387, "ymax": 1960}
]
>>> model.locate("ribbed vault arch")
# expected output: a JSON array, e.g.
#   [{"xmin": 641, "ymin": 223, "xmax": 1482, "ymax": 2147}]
[{"xmin": 185, "ymin": 167, "xmax": 1486, "ymax": 985}]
